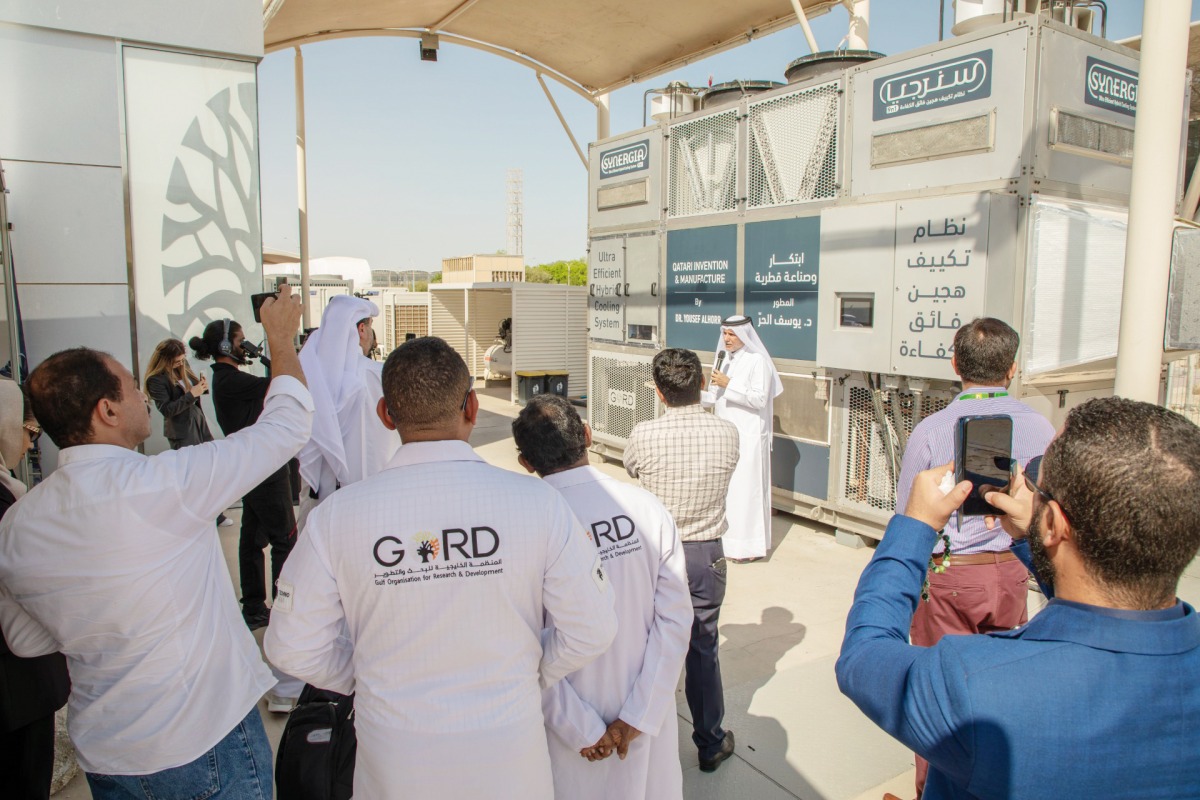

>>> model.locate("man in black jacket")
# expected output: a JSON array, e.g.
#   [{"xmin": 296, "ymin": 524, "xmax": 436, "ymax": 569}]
[{"xmin": 190, "ymin": 319, "xmax": 294, "ymax": 633}]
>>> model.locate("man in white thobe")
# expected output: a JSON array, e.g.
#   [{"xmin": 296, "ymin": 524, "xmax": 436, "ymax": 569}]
[
  {"xmin": 512, "ymin": 395, "xmax": 692, "ymax": 800},
  {"xmin": 296, "ymin": 294, "xmax": 400, "ymax": 528},
  {"xmin": 701, "ymin": 315, "xmax": 783, "ymax": 561},
  {"xmin": 265, "ymin": 336, "xmax": 618, "ymax": 799}
]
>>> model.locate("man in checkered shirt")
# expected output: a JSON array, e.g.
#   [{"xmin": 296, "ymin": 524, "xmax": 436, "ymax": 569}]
[{"xmin": 624, "ymin": 348, "xmax": 740, "ymax": 774}]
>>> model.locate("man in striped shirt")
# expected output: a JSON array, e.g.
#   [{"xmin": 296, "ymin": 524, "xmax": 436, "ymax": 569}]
[
  {"xmin": 624, "ymin": 348, "xmax": 740, "ymax": 773},
  {"xmin": 894, "ymin": 317, "xmax": 1055, "ymax": 798}
]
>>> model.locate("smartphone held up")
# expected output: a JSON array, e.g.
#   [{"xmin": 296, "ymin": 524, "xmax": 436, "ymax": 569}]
[
  {"xmin": 250, "ymin": 291, "xmax": 277, "ymax": 324},
  {"xmin": 954, "ymin": 414, "xmax": 1015, "ymax": 516}
]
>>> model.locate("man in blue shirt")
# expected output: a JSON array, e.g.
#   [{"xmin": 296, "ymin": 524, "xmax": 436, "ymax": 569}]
[
  {"xmin": 839, "ymin": 397, "xmax": 1200, "ymax": 799},
  {"xmin": 895, "ymin": 317, "xmax": 1054, "ymax": 795}
]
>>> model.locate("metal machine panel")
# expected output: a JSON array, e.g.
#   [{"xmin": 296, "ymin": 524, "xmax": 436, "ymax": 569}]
[
  {"xmin": 772, "ymin": 370, "xmax": 833, "ymax": 501},
  {"xmin": 588, "ymin": 236, "xmax": 625, "ymax": 343},
  {"xmin": 746, "ymin": 80, "xmax": 842, "ymax": 209},
  {"xmin": 817, "ymin": 202, "xmax": 897, "ymax": 373},
  {"xmin": 1023, "ymin": 197, "xmax": 1126, "ymax": 376},
  {"xmin": 848, "ymin": 27, "xmax": 1029, "ymax": 197},
  {"xmin": 743, "ymin": 216, "xmax": 821, "ymax": 361},
  {"xmin": 667, "ymin": 109, "xmax": 739, "ymax": 218},
  {"xmin": 892, "ymin": 193, "xmax": 991, "ymax": 380},
  {"xmin": 838, "ymin": 379, "xmax": 953, "ymax": 516},
  {"xmin": 588, "ymin": 128, "xmax": 662, "ymax": 232},
  {"xmin": 664, "ymin": 225, "xmax": 737, "ymax": 351},
  {"xmin": 1034, "ymin": 26, "xmax": 1139, "ymax": 195},
  {"xmin": 772, "ymin": 439, "xmax": 831, "ymax": 501},
  {"xmin": 624, "ymin": 232, "xmax": 661, "ymax": 342},
  {"xmin": 588, "ymin": 348, "xmax": 659, "ymax": 449}
]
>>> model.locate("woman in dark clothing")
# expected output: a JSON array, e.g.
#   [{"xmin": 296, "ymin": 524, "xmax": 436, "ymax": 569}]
[
  {"xmin": 190, "ymin": 321, "xmax": 296, "ymax": 632},
  {"xmin": 0, "ymin": 380, "xmax": 70, "ymax": 799},
  {"xmin": 144, "ymin": 338, "xmax": 212, "ymax": 448},
  {"xmin": 145, "ymin": 338, "xmax": 232, "ymax": 527}
]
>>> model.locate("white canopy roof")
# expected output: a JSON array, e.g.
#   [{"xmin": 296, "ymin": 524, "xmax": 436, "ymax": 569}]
[{"xmin": 264, "ymin": 0, "xmax": 840, "ymax": 96}]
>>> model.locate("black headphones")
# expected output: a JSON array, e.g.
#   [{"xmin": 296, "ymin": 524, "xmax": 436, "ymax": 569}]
[{"xmin": 218, "ymin": 318, "xmax": 234, "ymax": 358}]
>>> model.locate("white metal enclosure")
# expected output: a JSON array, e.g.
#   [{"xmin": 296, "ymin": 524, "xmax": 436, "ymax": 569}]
[
  {"xmin": 586, "ymin": 14, "xmax": 1197, "ymax": 542},
  {"xmin": 431, "ymin": 283, "xmax": 587, "ymax": 404}
]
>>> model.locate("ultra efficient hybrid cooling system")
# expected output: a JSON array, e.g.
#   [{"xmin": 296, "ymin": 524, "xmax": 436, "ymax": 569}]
[{"xmin": 585, "ymin": 13, "xmax": 1193, "ymax": 542}]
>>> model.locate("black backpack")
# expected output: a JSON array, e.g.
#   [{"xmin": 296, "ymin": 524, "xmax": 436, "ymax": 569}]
[{"xmin": 275, "ymin": 686, "xmax": 357, "ymax": 799}]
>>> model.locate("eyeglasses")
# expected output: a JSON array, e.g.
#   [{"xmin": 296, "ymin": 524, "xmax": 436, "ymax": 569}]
[
  {"xmin": 1023, "ymin": 472, "xmax": 1071, "ymax": 524},
  {"xmin": 461, "ymin": 376, "xmax": 476, "ymax": 412},
  {"xmin": 23, "ymin": 423, "xmax": 41, "ymax": 447}
]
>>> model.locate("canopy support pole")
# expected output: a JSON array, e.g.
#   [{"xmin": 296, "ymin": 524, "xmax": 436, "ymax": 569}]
[
  {"xmin": 1113, "ymin": 1, "xmax": 1191, "ymax": 402},
  {"xmin": 536, "ymin": 74, "xmax": 587, "ymax": 169},
  {"xmin": 294, "ymin": 46, "xmax": 312, "ymax": 329},
  {"xmin": 790, "ymin": 0, "xmax": 821, "ymax": 54}
]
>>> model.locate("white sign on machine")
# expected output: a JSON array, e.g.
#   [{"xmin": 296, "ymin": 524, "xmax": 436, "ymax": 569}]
[
  {"xmin": 589, "ymin": 238, "xmax": 624, "ymax": 342},
  {"xmin": 892, "ymin": 194, "xmax": 990, "ymax": 380}
]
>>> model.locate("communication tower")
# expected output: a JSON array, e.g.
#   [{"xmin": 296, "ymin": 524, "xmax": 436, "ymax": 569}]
[{"xmin": 506, "ymin": 168, "xmax": 524, "ymax": 256}]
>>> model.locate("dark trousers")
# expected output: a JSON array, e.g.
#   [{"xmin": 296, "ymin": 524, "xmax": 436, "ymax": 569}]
[
  {"xmin": 0, "ymin": 713, "xmax": 55, "ymax": 800},
  {"xmin": 239, "ymin": 467, "xmax": 296, "ymax": 614},
  {"xmin": 683, "ymin": 538, "xmax": 727, "ymax": 759}
]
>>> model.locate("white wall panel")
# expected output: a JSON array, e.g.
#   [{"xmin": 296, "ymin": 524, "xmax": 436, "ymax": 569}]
[
  {"xmin": 18, "ymin": 283, "xmax": 134, "ymax": 471},
  {"xmin": 124, "ymin": 47, "xmax": 261, "ymax": 392},
  {"xmin": 431, "ymin": 290, "xmax": 468, "ymax": 361},
  {"xmin": 1024, "ymin": 198, "xmax": 1127, "ymax": 375},
  {"xmin": 566, "ymin": 288, "xmax": 588, "ymax": 395},
  {"xmin": 513, "ymin": 285, "xmax": 589, "ymax": 399},
  {"xmin": 4, "ymin": 161, "xmax": 126, "ymax": 284},
  {"xmin": 0, "ymin": 1, "xmax": 262, "ymax": 59},
  {"xmin": 0, "ymin": 22, "xmax": 121, "ymax": 166}
]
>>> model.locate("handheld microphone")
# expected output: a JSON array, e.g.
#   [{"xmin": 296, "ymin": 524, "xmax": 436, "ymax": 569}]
[{"xmin": 713, "ymin": 350, "xmax": 726, "ymax": 374}]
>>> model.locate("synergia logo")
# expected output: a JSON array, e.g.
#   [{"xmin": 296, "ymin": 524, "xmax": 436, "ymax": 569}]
[
  {"xmin": 873, "ymin": 50, "xmax": 992, "ymax": 121},
  {"xmin": 1085, "ymin": 57, "xmax": 1137, "ymax": 117},
  {"xmin": 599, "ymin": 140, "xmax": 650, "ymax": 179}
]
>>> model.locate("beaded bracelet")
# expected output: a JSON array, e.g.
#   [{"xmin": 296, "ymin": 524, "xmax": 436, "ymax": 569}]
[{"xmin": 921, "ymin": 531, "xmax": 952, "ymax": 603}]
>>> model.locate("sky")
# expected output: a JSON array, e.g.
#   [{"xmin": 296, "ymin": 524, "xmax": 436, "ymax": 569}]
[{"xmin": 256, "ymin": 1, "xmax": 1193, "ymax": 274}]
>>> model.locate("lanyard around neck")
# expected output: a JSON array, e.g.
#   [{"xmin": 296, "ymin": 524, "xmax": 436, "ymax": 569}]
[{"xmin": 957, "ymin": 391, "xmax": 1008, "ymax": 401}]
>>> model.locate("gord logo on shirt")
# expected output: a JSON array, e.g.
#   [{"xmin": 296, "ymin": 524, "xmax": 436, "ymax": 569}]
[
  {"xmin": 589, "ymin": 515, "xmax": 644, "ymax": 562},
  {"xmin": 591, "ymin": 515, "xmax": 635, "ymax": 547},
  {"xmin": 372, "ymin": 527, "xmax": 506, "ymax": 586},
  {"xmin": 413, "ymin": 533, "xmax": 441, "ymax": 563}
]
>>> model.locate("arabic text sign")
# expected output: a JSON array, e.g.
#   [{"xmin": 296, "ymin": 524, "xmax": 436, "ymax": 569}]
[
  {"xmin": 1084, "ymin": 57, "xmax": 1137, "ymax": 118},
  {"xmin": 665, "ymin": 226, "xmax": 737, "ymax": 351},
  {"xmin": 599, "ymin": 139, "xmax": 651, "ymax": 179},
  {"xmin": 873, "ymin": 50, "xmax": 992, "ymax": 121},
  {"xmin": 743, "ymin": 217, "xmax": 820, "ymax": 361},
  {"xmin": 589, "ymin": 239, "xmax": 624, "ymax": 342},
  {"xmin": 892, "ymin": 195, "xmax": 989, "ymax": 380}
]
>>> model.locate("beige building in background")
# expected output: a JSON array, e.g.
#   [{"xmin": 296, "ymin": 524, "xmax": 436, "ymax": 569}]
[{"xmin": 442, "ymin": 254, "xmax": 525, "ymax": 283}]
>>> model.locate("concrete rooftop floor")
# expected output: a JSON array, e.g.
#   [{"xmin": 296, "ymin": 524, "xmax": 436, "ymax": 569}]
[{"xmin": 58, "ymin": 385, "xmax": 1200, "ymax": 799}]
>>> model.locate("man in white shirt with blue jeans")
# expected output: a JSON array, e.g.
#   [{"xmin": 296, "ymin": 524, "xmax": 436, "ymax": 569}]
[{"xmin": 0, "ymin": 286, "xmax": 311, "ymax": 799}]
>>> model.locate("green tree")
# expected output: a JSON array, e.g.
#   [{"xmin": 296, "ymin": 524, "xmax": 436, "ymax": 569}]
[
  {"xmin": 430, "ymin": 272, "xmax": 442, "ymax": 284},
  {"xmin": 525, "ymin": 266, "xmax": 553, "ymax": 283},
  {"xmin": 527, "ymin": 258, "xmax": 586, "ymax": 286}
]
